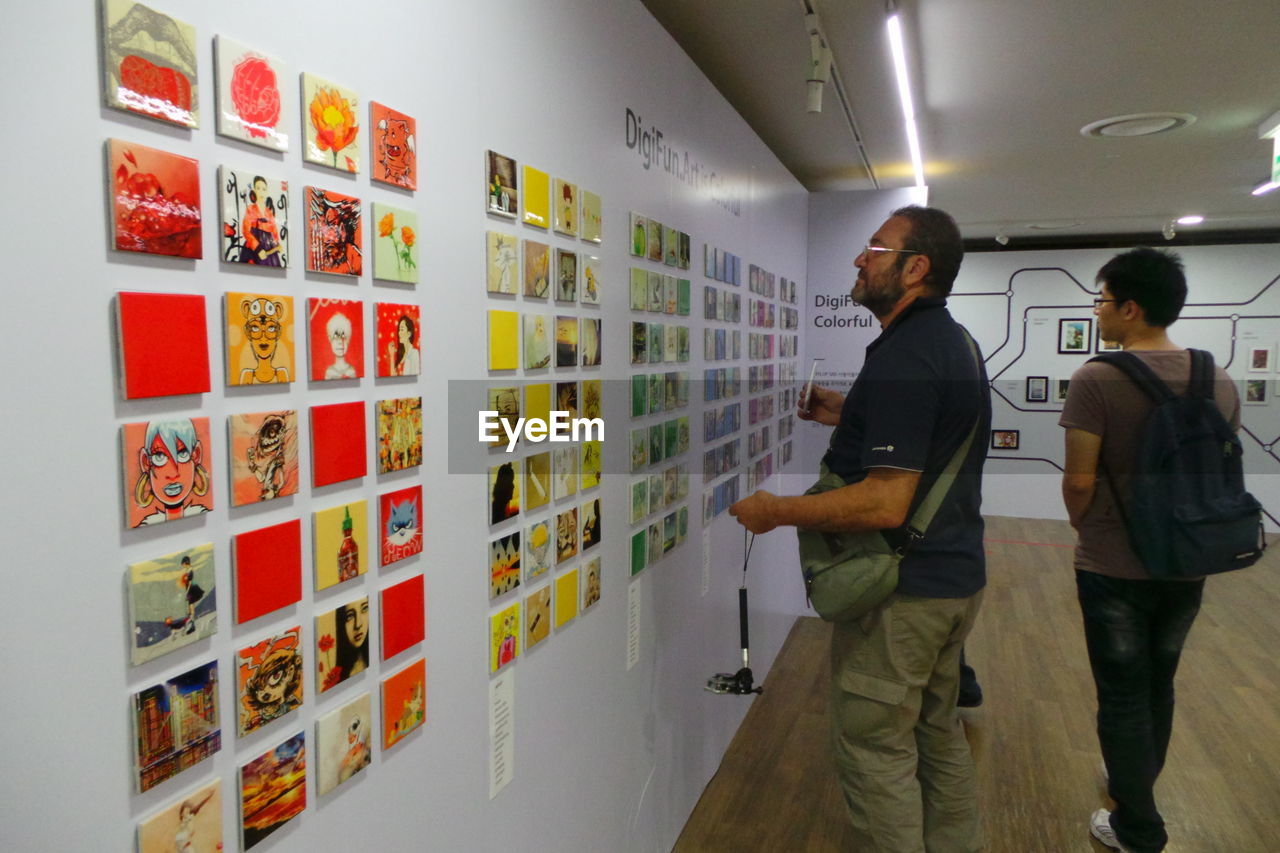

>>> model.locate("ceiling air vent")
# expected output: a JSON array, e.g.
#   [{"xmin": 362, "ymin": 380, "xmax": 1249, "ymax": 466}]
[{"xmin": 1080, "ymin": 112, "xmax": 1196, "ymax": 138}]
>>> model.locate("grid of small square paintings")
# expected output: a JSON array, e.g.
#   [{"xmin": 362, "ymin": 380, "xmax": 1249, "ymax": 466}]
[
  {"xmin": 108, "ymin": 9, "xmax": 432, "ymax": 839},
  {"xmin": 485, "ymin": 151, "xmax": 608, "ymax": 674}
]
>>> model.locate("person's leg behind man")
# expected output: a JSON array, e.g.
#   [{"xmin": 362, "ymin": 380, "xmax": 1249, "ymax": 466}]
[
  {"xmin": 1147, "ymin": 579, "xmax": 1203, "ymax": 777},
  {"xmin": 915, "ymin": 591, "xmax": 984, "ymax": 853}
]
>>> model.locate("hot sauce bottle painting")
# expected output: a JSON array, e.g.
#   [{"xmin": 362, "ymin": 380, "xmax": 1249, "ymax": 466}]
[
  {"xmin": 219, "ymin": 167, "xmax": 288, "ymax": 267},
  {"xmin": 371, "ymin": 102, "xmax": 417, "ymax": 190},
  {"xmin": 109, "ymin": 140, "xmax": 202, "ymax": 258},
  {"xmin": 122, "ymin": 417, "xmax": 215, "ymax": 528},
  {"xmin": 314, "ymin": 500, "xmax": 369, "ymax": 591},
  {"xmin": 306, "ymin": 187, "xmax": 362, "ymax": 275},
  {"xmin": 380, "ymin": 485, "xmax": 423, "ymax": 566},
  {"xmin": 102, "ymin": 1, "xmax": 198, "ymax": 127},
  {"xmin": 214, "ymin": 36, "xmax": 288, "ymax": 150}
]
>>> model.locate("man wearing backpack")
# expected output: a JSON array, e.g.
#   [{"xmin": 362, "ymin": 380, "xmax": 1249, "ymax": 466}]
[{"xmin": 1060, "ymin": 248, "xmax": 1244, "ymax": 853}]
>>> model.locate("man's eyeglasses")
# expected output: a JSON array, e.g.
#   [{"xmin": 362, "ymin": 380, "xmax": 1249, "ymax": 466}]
[
  {"xmin": 1092, "ymin": 298, "xmax": 1118, "ymax": 308},
  {"xmin": 861, "ymin": 244, "xmax": 921, "ymax": 258}
]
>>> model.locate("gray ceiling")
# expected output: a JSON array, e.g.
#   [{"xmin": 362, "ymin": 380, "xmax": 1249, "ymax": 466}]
[{"xmin": 641, "ymin": 0, "xmax": 1280, "ymax": 243}]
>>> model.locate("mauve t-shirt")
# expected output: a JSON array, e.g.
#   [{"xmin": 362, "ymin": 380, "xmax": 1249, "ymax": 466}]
[{"xmin": 1059, "ymin": 350, "xmax": 1240, "ymax": 580}]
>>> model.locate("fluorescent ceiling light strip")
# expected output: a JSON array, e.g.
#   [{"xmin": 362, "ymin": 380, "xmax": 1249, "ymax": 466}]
[
  {"xmin": 887, "ymin": 14, "xmax": 925, "ymax": 187},
  {"xmin": 1252, "ymin": 180, "xmax": 1280, "ymax": 196}
]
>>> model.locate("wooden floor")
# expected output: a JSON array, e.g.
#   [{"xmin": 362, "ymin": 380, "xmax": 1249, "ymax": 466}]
[{"xmin": 674, "ymin": 517, "xmax": 1280, "ymax": 852}]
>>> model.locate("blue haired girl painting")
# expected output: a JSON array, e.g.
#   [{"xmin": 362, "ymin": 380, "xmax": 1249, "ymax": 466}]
[{"xmin": 123, "ymin": 417, "xmax": 215, "ymax": 528}]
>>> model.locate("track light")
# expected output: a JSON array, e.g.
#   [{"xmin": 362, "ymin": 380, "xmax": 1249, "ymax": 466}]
[
  {"xmin": 994, "ymin": 230, "xmax": 1009, "ymax": 246},
  {"xmin": 1161, "ymin": 221, "xmax": 1176, "ymax": 241},
  {"xmin": 806, "ymin": 13, "xmax": 832, "ymax": 114}
]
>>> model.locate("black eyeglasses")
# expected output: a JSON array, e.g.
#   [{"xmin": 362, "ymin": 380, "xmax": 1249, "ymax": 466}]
[{"xmin": 1092, "ymin": 298, "xmax": 1118, "ymax": 308}]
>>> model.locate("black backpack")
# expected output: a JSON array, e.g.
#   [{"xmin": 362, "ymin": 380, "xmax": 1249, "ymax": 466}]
[{"xmin": 1089, "ymin": 349, "xmax": 1267, "ymax": 578}]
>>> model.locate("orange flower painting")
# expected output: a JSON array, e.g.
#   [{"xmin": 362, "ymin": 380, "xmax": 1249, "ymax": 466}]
[
  {"xmin": 372, "ymin": 203, "xmax": 418, "ymax": 284},
  {"xmin": 302, "ymin": 74, "xmax": 359, "ymax": 172}
]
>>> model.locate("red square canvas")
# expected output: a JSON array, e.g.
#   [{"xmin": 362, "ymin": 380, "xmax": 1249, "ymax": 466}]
[
  {"xmin": 117, "ymin": 292, "xmax": 210, "ymax": 399},
  {"xmin": 380, "ymin": 574, "xmax": 424, "ymax": 660},
  {"xmin": 310, "ymin": 401, "xmax": 366, "ymax": 487},
  {"xmin": 233, "ymin": 519, "xmax": 302, "ymax": 623}
]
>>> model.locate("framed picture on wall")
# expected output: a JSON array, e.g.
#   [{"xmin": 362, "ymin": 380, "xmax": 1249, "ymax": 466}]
[
  {"xmin": 991, "ymin": 429, "xmax": 1020, "ymax": 450},
  {"xmin": 1058, "ymin": 318, "xmax": 1092, "ymax": 354},
  {"xmin": 1025, "ymin": 376, "xmax": 1049, "ymax": 403},
  {"xmin": 1053, "ymin": 378, "xmax": 1071, "ymax": 403},
  {"xmin": 1095, "ymin": 327, "xmax": 1122, "ymax": 352},
  {"xmin": 1243, "ymin": 378, "xmax": 1268, "ymax": 405},
  {"xmin": 1247, "ymin": 345, "xmax": 1273, "ymax": 373}
]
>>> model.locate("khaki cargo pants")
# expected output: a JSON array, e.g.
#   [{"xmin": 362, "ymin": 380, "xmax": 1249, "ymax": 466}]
[{"xmin": 829, "ymin": 590, "xmax": 983, "ymax": 852}]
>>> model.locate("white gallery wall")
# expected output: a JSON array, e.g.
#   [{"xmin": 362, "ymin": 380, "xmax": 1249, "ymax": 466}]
[
  {"xmin": 0, "ymin": 2, "xmax": 810, "ymax": 851},
  {"xmin": 951, "ymin": 244, "xmax": 1280, "ymax": 532}
]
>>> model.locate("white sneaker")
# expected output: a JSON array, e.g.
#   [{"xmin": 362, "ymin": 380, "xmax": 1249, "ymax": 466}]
[{"xmin": 1090, "ymin": 809, "xmax": 1134, "ymax": 852}]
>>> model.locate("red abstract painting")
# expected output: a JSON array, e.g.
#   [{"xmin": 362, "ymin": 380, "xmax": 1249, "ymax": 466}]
[{"xmin": 109, "ymin": 139, "xmax": 202, "ymax": 258}]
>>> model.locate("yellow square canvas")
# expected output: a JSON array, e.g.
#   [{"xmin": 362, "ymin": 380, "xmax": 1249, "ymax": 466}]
[
  {"xmin": 487, "ymin": 310, "xmax": 519, "ymax": 370},
  {"xmin": 522, "ymin": 165, "xmax": 550, "ymax": 228},
  {"xmin": 554, "ymin": 569, "xmax": 578, "ymax": 629},
  {"xmin": 525, "ymin": 383, "xmax": 551, "ymax": 425},
  {"xmin": 313, "ymin": 500, "xmax": 368, "ymax": 591}
]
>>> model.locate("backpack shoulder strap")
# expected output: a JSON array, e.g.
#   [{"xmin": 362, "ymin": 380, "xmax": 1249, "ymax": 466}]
[
  {"xmin": 1188, "ymin": 349, "xmax": 1215, "ymax": 400},
  {"xmin": 1087, "ymin": 351, "xmax": 1176, "ymax": 404}
]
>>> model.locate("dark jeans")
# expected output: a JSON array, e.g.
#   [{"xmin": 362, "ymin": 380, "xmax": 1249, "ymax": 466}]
[{"xmin": 1075, "ymin": 570, "xmax": 1204, "ymax": 853}]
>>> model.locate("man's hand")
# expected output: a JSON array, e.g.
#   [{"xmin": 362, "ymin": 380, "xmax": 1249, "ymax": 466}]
[
  {"xmin": 798, "ymin": 384, "xmax": 844, "ymax": 426},
  {"xmin": 729, "ymin": 490, "xmax": 780, "ymax": 534}
]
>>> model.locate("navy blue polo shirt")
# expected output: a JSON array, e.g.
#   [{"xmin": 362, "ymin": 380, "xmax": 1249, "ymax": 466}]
[{"xmin": 821, "ymin": 297, "xmax": 991, "ymax": 598}]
